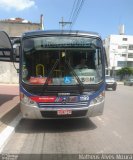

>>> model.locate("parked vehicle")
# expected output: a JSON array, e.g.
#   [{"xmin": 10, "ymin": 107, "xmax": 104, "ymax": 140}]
[
  {"xmin": 124, "ymin": 79, "xmax": 133, "ymax": 86},
  {"xmin": 105, "ymin": 76, "xmax": 117, "ymax": 91}
]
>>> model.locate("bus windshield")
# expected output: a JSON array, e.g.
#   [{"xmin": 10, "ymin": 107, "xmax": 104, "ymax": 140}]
[{"xmin": 22, "ymin": 36, "xmax": 103, "ymax": 86}]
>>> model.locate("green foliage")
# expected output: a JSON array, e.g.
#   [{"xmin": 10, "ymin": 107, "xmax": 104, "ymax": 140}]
[{"xmin": 116, "ymin": 67, "xmax": 133, "ymax": 80}]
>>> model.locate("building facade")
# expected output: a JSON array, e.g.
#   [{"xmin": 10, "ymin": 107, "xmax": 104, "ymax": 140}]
[
  {"xmin": 0, "ymin": 17, "xmax": 43, "ymax": 83},
  {"xmin": 0, "ymin": 17, "xmax": 42, "ymax": 37},
  {"xmin": 104, "ymin": 34, "xmax": 133, "ymax": 76}
]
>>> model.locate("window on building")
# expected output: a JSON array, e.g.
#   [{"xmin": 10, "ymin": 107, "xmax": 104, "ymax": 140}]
[
  {"xmin": 123, "ymin": 46, "xmax": 127, "ymax": 49},
  {"xmin": 118, "ymin": 45, "xmax": 122, "ymax": 49},
  {"xmin": 117, "ymin": 61, "xmax": 127, "ymax": 67},
  {"xmin": 127, "ymin": 61, "xmax": 133, "ymax": 67},
  {"xmin": 129, "ymin": 45, "xmax": 133, "ymax": 50},
  {"xmin": 123, "ymin": 38, "xmax": 128, "ymax": 41},
  {"xmin": 121, "ymin": 54, "xmax": 126, "ymax": 57},
  {"xmin": 118, "ymin": 45, "xmax": 128, "ymax": 49},
  {"xmin": 128, "ymin": 53, "xmax": 133, "ymax": 58}
]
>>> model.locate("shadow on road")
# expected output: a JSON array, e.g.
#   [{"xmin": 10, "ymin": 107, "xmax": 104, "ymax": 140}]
[
  {"xmin": 0, "ymin": 103, "xmax": 20, "ymax": 128},
  {"xmin": 0, "ymin": 94, "xmax": 18, "ymax": 106},
  {"xmin": 15, "ymin": 118, "xmax": 97, "ymax": 133}
]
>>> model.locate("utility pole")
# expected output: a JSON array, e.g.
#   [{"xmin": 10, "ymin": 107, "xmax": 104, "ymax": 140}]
[{"xmin": 59, "ymin": 17, "xmax": 72, "ymax": 30}]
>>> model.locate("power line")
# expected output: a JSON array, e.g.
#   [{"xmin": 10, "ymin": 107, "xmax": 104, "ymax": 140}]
[
  {"xmin": 70, "ymin": 0, "xmax": 85, "ymax": 29},
  {"xmin": 69, "ymin": 0, "xmax": 80, "ymax": 22},
  {"xmin": 71, "ymin": 0, "xmax": 85, "ymax": 28},
  {"xmin": 69, "ymin": 0, "xmax": 85, "ymax": 30}
]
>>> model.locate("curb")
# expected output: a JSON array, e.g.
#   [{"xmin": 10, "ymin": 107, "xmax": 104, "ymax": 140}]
[
  {"xmin": 0, "ymin": 103, "xmax": 20, "ymax": 131},
  {"xmin": 0, "ymin": 103, "xmax": 22, "ymax": 153},
  {"xmin": 0, "ymin": 113, "xmax": 22, "ymax": 153}
]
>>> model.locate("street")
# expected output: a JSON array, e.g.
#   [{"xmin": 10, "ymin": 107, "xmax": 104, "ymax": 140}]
[{"xmin": 1, "ymin": 85, "xmax": 133, "ymax": 155}]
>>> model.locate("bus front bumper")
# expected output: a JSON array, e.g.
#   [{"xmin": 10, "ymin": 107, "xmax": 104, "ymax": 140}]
[{"xmin": 20, "ymin": 100, "xmax": 104, "ymax": 119}]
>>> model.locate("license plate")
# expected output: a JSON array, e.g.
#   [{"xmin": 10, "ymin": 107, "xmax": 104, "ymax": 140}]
[{"xmin": 57, "ymin": 109, "xmax": 72, "ymax": 115}]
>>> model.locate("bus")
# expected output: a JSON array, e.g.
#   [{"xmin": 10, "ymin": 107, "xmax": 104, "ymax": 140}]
[{"xmin": 0, "ymin": 30, "xmax": 105, "ymax": 119}]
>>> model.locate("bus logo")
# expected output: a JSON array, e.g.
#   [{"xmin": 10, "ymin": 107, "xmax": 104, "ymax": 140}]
[
  {"xmin": 62, "ymin": 97, "xmax": 67, "ymax": 104},
  {"xmin": 80, "ymin": 95, "xmax": 89, "ymax": 101}
]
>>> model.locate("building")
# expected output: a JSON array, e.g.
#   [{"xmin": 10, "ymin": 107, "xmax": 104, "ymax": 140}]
[
  {"xmin": 0, "ymin": 16, "xmax": 43, "ymax": 37},
  {"xmin": 0, "ymin": 15, "xmax": 44, "ymax": 83},
  {"xmin": 104, "ymin": 25, "xmax": 133, "ymax": 76}
]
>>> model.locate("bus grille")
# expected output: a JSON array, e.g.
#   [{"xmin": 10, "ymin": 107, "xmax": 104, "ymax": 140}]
[{"xmin": 38, "ymin": 102, "xmax": 88, "ymax": 108}]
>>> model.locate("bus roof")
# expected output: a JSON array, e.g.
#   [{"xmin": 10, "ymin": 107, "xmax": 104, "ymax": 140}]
[{"xmin": 22, "ymin": 30, "xmax": 101, "ymax": 38}]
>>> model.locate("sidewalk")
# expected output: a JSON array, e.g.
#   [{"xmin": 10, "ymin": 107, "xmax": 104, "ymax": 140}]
[{"xmin": 0, "ymin": 84, "xmax": 20, "ymax": 132}]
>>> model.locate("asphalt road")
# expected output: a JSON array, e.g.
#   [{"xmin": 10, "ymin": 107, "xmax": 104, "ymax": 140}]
[{"xmin": 1, "ymin": 85, "xmax": 133, "ymax": 155}]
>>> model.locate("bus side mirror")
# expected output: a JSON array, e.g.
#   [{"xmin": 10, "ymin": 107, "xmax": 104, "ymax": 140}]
[
  {"xmin": 17, "ymin": 69, "xmax": 19, "ymax": 73},
  {"xmin": 11, "ymin": 37, "xmax": 20, "ymax": 62},
  {"xmin": 13, "ymin": 45, "xmax": 20, "ymax": 62}
]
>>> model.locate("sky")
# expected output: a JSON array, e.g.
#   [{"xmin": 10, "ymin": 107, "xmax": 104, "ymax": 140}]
[{"xmin": 0, "ymin": 0, "xmax": 133, "ymax": 39}]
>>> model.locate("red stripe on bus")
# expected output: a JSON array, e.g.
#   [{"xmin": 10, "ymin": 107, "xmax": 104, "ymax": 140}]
[{"xmin": 30, "ymin": 96, "xmax": 56, "ymax": 102}]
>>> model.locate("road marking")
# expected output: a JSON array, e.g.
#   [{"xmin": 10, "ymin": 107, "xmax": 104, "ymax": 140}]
[{"xmin": 0, "ymin": 113, "xmax": 22, "ymax": 153}]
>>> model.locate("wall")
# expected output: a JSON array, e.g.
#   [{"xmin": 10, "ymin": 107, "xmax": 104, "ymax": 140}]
[
  {"xmin": 0, "ymin": 62, "xmax": 19, "ymax": 83},
  {"xmin": 0, "ymin": 21, "xmax": 41, "ymax": 36},
  {"xmin": 0, "ymin": 21, "xmax": 41, "ymax": 83}
]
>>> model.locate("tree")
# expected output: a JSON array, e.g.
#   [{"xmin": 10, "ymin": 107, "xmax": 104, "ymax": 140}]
[{"xmin": 116, "ymin": 67, "xmax": 133, "ymax": 80}]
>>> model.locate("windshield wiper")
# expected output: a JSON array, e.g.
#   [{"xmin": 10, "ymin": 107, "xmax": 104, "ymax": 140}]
[
  {"xmin": 41, "ymin": 59, "xmax": 59, "ymax": 95},
  {"xmin": 41, "ymin": 59, "xmax": 84, "ymax": 94},
  {"xmin": 65, "ymin": 60, "xmax": 84, "ymax": 94}
]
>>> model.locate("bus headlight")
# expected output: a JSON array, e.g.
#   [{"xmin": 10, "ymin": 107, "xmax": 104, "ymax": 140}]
[
  {"xmin": 20, "ymin": 93, "xmax": 37, "ymax": 106},
  {"xmin": 90, "ymin": 91, "xmax": 105, "ymax": 105}
]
